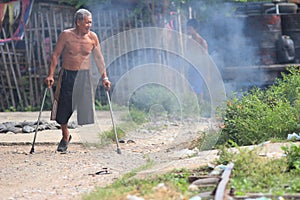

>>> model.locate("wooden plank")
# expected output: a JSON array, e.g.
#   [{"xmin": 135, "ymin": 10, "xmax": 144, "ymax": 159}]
[
  {"xmin": 235, "ymin": 194, "xmax": 300, "ymax": 200},
  {"xmin": 237, "ymin": 193, "xmax": 300, "ymax": 199},
  {"xmin": 215, "ymin": 162, "xmax": 234, "ymax": 200}
]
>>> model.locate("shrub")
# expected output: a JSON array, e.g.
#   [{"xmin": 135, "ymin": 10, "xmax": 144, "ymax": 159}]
[
  {"xmin": 218, "ymin": 67, "xmax": 300, "ymax": 146},
  {"xmin": 282, "ymin": 144, "xmax": 300, "ymax": 173}
]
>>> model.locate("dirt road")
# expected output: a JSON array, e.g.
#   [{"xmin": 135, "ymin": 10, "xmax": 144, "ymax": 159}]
[
  {"xmin": 0, "ymin": 111, "xmax": 290, "ymax": 200},
  {"xmin": 0, "ymin": 111, "xmax": 217, "ymax": 200}
]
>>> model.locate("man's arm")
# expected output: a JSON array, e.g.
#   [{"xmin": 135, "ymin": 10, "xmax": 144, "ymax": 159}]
[
  {"xmin": 91, "ymin": 32, "xmax": 106, "ymax": 77},
  {"xmin": 91, "ymin": 32, "xmax": 111, "ymax": 90},
  {"xmin": 194, "ymin": 33, "xmax": 208, "ymax": 52},
  {"xmin": 93, "ymin": 45, "xmax": 107, "ymax": 78},
  {"xmin": 45, "ymin": 32, "xmax": 66, "ymax": 88}
]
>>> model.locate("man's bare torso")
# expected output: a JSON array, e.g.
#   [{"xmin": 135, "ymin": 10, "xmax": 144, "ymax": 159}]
[{"xmin": 60, "ymin": 28, "xmax": 96, "ymax": 70}]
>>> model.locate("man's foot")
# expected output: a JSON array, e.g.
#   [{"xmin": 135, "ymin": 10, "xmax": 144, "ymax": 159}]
[{"xmin": 57, "ymin": 135, "xmax": 72, "ymax": 152}]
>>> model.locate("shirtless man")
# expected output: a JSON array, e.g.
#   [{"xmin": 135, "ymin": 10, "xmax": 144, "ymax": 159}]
[{"xmin": 45, "ymin": 9, "xmax": 111, "ymax": 152}]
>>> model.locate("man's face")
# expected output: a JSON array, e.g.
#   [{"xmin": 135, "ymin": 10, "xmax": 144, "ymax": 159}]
[{"xmin": 77, "ymin": 15, "xmax": 92, "ymax": 34}]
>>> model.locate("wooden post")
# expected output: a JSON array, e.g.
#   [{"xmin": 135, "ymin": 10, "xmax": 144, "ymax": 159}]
[
  {"xmin": 6, "ymin": 43, "xmax": 24, "ymax": 110},
  {"xmin": 0, "ymin": 64, "xmax": 5, "ymax": 109},
  {"xmin": 24, "ymin": 29, "xmax": 34, "ymax": 107},
  {"xmin": 122, "ymin": 10, "xmax": 129, "ymax": 71},
  {"xmin": 46, "ymin": 13, "xmax": 53, "ymax": 56},
  {"xmin": 0, "ymin": 43, "xmax": 11, "ymax": 110},
  {"xmin": 53, "ymin": 11, "xmax": 58, "ymax": 42},
  {"xmin": 46, "ymin": 12, "xmax": 54, "ymax": 102},
  {"xmin": 59, "ymin": 13, "xmax": 63, "ymax": 33},
  {"xmin": 10, "ymin": 35, "xmax": 29, "ymax": 108},
  {"xmin": 0, "ymin": 45, "xmax": 16, "ymax": 108},
  {"xmin": 109, "ymin": 10, "xmax": 115, "ymax": 74},
  {"xmin": 134, "ymin": 12, "xmax": 140, "ymax": 67},
  {"xmin": 33, "ymin": 13, "xmax": 43, "ymax": 104},
  {"xmin": 2, "ymin": 29, "xmax": 23, "ymax": 110},
  {"xmin": 115, "ymin": 11, "xmax": 122, "ymax": 71},
  {"xmin": 41, "ymin": 13, "xmax": 50, "ymax": 73},
  {"xmin": 0, "ymin": 51, "xmax": 5, "ymax": 109},
  {"xmin": 29, "ymin": 20, "xmax": 39, "ymax": 106}
]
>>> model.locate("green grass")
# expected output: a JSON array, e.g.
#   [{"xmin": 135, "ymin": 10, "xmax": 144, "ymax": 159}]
[
  {"xmin": 82, "ymin": 166, "xmax": 206, "ymax": 200},
  {"xmin": 99, "ymin": 127, "xmax": 126, "ymax": 145},
  {"xmin": 82, "ymin": 142, "xmax": 300, "ymax": 199},
  {"xmin": 217, "ymin": 143, "xmax": 300, "ymax": 196}
]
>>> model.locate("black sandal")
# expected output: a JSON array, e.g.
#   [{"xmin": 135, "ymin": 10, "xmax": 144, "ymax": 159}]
[{"xmin": 57, "ymin": 135, "xmax": 72, "ymax": 152}]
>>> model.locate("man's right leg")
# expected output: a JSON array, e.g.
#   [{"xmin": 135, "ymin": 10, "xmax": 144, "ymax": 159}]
[
  {"xmin": 61, "ymin": 124, "xmax": 70, "ymax": 141},
  {"xmin": 56, "ymin": 70, "xmax": 77, "ymax": 152},
  {"xmin": 57, "ymin": 124, "xmax": 72, "ymax": 152}
]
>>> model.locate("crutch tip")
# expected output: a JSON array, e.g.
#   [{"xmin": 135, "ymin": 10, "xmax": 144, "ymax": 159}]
[
  {"xmin": 29, "ymin": 148, "xmax": 35, "ymax": 154},
  {"xmin": 117, "ymin": 148, "xmax": 122, "ymax": 154}
]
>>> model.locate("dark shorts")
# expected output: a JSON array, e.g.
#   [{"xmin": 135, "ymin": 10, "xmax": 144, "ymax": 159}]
[
  {"xmin": 188, "ymin": 66, "xmax": 204, "ymax": 95},
  {"xmin": 55, "ymin": 69, "xmax": 94, "ymax": 125}
]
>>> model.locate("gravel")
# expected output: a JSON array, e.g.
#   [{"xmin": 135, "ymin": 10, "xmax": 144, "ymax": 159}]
[{"xmin": 0, "ymin": 111, "xmax": 215, "ymax": 200}]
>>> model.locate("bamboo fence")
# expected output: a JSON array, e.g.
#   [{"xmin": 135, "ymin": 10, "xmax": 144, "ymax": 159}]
[{"xmin": 0, "ymin": 3, "xmax": 189, "ymax": 111}]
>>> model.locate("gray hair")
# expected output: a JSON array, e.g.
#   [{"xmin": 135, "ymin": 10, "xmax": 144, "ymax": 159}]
[{"xmin": 74, "ymin": 9, "xmax": 92, "ymax": 25}]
